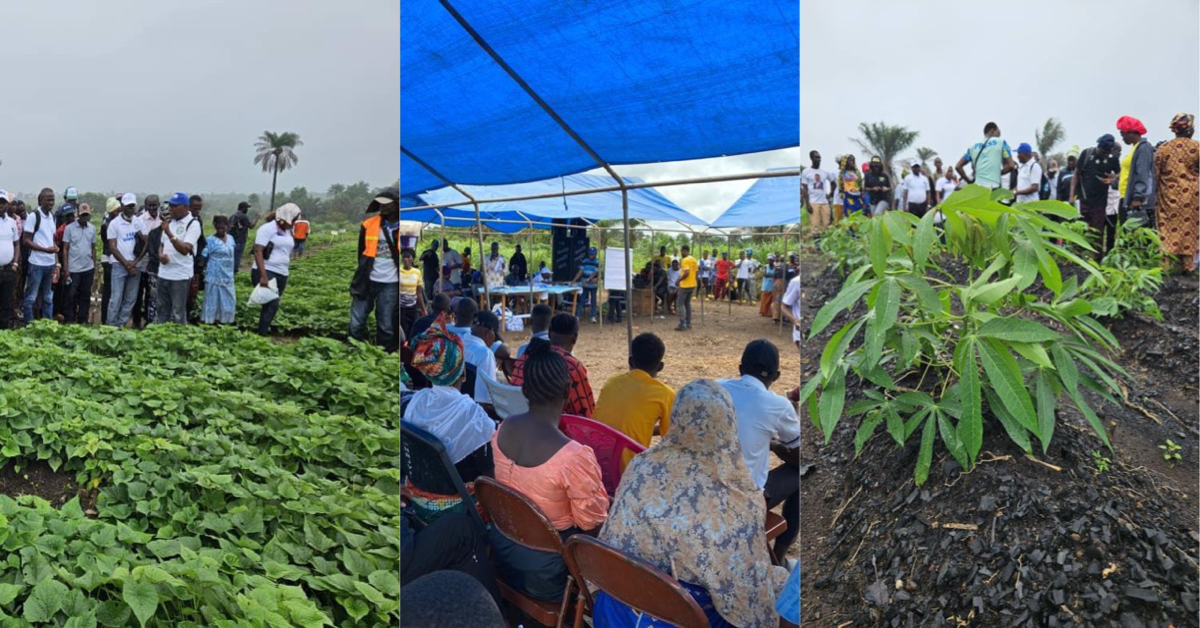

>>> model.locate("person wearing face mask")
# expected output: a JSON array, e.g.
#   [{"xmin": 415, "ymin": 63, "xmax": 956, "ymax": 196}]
[
  {"xmin": 252, "ymin": 203, "xmax": 301, "ymax": 335},
  {"xmin": 155, "ymin": 193, "xmax": 202, "ymax": 324}
]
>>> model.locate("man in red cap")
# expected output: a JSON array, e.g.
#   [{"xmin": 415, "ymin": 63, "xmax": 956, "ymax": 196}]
[{"xmin": 1117, "ymin": 116, "xmax": 1156, "ymax": 227}]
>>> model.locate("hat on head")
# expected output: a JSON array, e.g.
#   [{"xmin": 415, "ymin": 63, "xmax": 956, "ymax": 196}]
[
  {"xmin": 105, "ymin": 197, "xmax": 120, "ymax": 213},
  {"xmin": 588, "ymin": 246, "xmax": 597, "ymax": 255},
  {"xmin": 870, "ymin": 156, "xmax": 882, "ymax": 164},
  {"xmin": 275, "ymin": 203, "xmax": 302, "ymax": 225},
  {"xmin": 910, "ymin": 159, "xmax": 921, "ymax": 168},
  {"xmin": 167, "ymin": 192, "xmax": 189, "ymax": 206},
  {"xmin": 1116, "ymin": 116, "xmax": 1147, "ymax": 135},
  {"xmin": 1097, "ymin": 134, "xmax": 1116, "ymax": 150},
  {"xmin": 65, "ymin": 187, "xmax": 78, "ymax": 200},
  {"xmin": 1016, "ymin": 143, "xmax": 1033, "ymax": 154},
  {"xmin": 119, "ymin": 192, "xmax": 137, "ymax": 207},
  {"xmin": 237, "ymin": 201, "xmax": 251, "ymax": 211},
  {"xmin": 367, "ymin": 186, "xmax": 400, "ymax": 213},
  {"xmin": 78, "ymin": 204, "xmax": 91, "ymax": 216},
  {"xmin": 0, "ymin": 190, "xmax": 9, "ymax": 203}
]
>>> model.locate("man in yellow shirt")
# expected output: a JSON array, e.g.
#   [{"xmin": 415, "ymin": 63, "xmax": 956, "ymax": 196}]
[
  {"xmin": 592, "ymin": 333, "xmax": 676, "ymax": 469},
  {"xmin": 675, "ymin": 244, "xmax": 698, "ymax": 331}
]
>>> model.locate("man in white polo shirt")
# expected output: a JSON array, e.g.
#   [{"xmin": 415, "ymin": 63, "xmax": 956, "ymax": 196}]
[
  {"xmin": 901, "ymin": 160, "xmax": 933, "ymax": 218},
  {"xmin": 156, "ymin": 193, "xmax": 202, "ymax": 324},
  {"xmin": 22, "ymin": 188, "xmax": 60, "ymax": 324},
  {"xmin": 0, "ymin": 191, "xmax": 18, "ymax": 329},
  {"xmin": 105, "ymin": 193, "xmax": 144, "ymax": 327},
  {"xmin": 719, "ymin": 339, "xmax": 800, "ymax": 564}
]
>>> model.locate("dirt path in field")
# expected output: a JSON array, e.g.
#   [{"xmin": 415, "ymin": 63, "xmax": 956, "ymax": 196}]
[{"xmin": 798, "ymin": 253, "xmax": 1199, "ymax": 627}]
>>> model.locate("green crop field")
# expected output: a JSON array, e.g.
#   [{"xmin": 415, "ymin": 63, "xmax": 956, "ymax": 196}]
[{"xmin": 0, "ymin": 321, "xmax": 399, "ymax": 626}]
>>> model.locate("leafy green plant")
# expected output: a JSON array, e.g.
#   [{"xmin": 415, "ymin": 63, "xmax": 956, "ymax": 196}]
[
  {"xmin": 801, "ymin": 185, "xmax": 1127, "ymax": 485},
  {"xmin": 0, "ymin": 323, "xmax": 399, "ymax": 626},
  {"xmin": 1102, "ymin": 218, "xmax": 1171, "ymax": 270},
  {"xmin": 1160, "ymin": 439, "xmax": 1182, "ymax": 467},
  {"xmin": 1080, "ymin": 261, "xmax": 1164, "ymax": 321},
  {"xmin": 814, "ymin": 212, "xmax": 871, "ymax": 276},
  {"xmin": 1091, "ymin": 450, "xmax": 1111, "ymax": 473}
]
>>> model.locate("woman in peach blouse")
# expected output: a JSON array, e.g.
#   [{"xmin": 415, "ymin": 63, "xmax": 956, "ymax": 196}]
[{"xmin": 488, "ymin": 341, "xmax": 609, "ymax": 601}]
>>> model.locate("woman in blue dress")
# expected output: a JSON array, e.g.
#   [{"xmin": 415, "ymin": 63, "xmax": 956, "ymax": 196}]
[{"xmin": 201, "ymin": 215, "xmax": 237, "ymax": 324}]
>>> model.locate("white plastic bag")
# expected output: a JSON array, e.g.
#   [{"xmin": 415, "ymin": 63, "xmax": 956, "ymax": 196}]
[
  {"xmin": 494, "ymin": 304, "xmax": 523, "ymax": 332},
  {"xmin": 248, "ymin": 278, "xmax": 280, "ymax": 305}
]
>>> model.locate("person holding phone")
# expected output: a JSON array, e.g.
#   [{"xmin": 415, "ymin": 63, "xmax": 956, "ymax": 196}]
[{"xmin": 1070, "ymin": 134, "xmax": 1122, "ymax": 259}]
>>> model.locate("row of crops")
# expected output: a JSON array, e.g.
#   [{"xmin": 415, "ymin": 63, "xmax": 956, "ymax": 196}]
[{"xmin": 0, "ymin": 224, "xmax": 400, "ymax": 625}]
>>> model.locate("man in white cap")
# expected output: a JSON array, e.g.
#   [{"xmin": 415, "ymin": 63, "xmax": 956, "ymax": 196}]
[
  {"xmin": 0, "ymin": 190, "xmax": 17, "ymax": 328},
  {"xmin": 253, "ymin": 203, "xmax": 301, "ymax": 335},
  {"xmin": 22, "ymin": 188, "xmax": 59, "ymax": 324},
  {"xmin": 62, "ymin": 204, "xmax": 97, "ymax": 324},
  {"xmin": 900, "ymin": 160, "xmax": 933, "ymax": 218},
  {"xmin": 350, "ymin": 188, "xmax": 402, "ymax": 350},
  {"xmin": 105, "ymin": 193, "xmax": 144, "ymax": 327}
]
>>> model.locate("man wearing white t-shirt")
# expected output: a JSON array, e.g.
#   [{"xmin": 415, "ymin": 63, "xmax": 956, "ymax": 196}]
[
  {"xmin": 801, "ymin": 150, "xmax": 835, "ymax": 235},
  {"xmin": 900, "ymin": 161, "xmax": 933, "ymax": 218},
  {"xmin": 936, "ymin": 169, "xmax": 958, "ymax": 205},
  {"xmin": 155, "ymin": 193, "xmax": 202, "ymax": 324},
  {"xmin": 105, "ymin": 193, "xmax": 145, "ymax": 327},
  {"xmin": 1013, "ymin": 143, "xmax": 1043, "ymax": 204},
  {"xmin": 133, "ymin": 195, "xmax": 162, "ymax": 328},
  {"xmin": 0, "ymin": 191, "xmax": 18, "ymax": 329},
  {"xmin": 22, "ymin": 188, "xmax": 59, "ymax": 324},
  {"xmin": 252, "ymin": 203, "xmax": 299, "ymax": 335}
]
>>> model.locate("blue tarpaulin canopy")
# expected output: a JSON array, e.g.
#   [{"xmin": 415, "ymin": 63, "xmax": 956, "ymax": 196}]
[
  {"xmin": 400, "ymin": 0, "xmax": 799, "ymax": 197},
  {"xmin": 709, "ymin": 168, "xmax": 801, "ymax": 228},
  {"xmin": 403, "ymin": 174, "xmax": 709, "ymax": 233}
]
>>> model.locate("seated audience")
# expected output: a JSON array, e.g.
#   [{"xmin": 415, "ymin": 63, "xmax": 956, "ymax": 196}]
[
  {"xmin": 445, "ymin": 298, "xmax": 498, "ymax": 407},
  {"xmin": 489, "ymin": 341, "xmax": 609, "ymax": 601},
  {"xmin": 402, "ymin": 316, "xmax": 496, "ymax": 522},
  {"xmin": 592, "ymin": 332, "xmax": 675, "ymax": 469},
  {"xmin": 510, "ymin": 313, "xmax": 595, "ymax": 417},
  {"xmin": 472, "ymin": 310, "xmax": 515, "ymax": 379},
  {"xmin": 720, "ymin": 340, "xmax": 800, "ymax": 564},
  {"xmin": 400, "ymin": 570, "xmax": 506, "ymax": 628},
  {"xmin": 516, "ymin": 303, "xmax": 552, "ymax": 358},
  {"xmin": 595, "ymin": 379, "xmax": 783, "ymax": 628}
]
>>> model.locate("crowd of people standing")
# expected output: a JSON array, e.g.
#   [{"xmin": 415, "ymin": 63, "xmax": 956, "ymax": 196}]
[
  {"xmin": 802, "ymin": 113, "xmax": 1199, "ymax": 271},
  {"xmin": 0, "ymin": 187, "xmax": 307, "ymax": 333}
]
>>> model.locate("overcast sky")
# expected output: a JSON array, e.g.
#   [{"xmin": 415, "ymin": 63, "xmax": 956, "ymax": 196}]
[
  {"xmin": 0, "ymin": 1, "xmax": 398, "ymax": 199},
  {"xmin": 801, "ymin": 0, "xmax": 1199, "ymax": 169}
]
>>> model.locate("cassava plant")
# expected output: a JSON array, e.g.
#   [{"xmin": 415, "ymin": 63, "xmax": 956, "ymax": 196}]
[{"xmin": 801, "ymin": 185, "xmax": 1128, "ymax": 485}]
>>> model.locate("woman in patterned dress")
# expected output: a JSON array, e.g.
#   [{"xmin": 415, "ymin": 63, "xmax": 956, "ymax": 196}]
[
  {"xmin": 594, "ymin": 379, "xmax": 785, "ymax": 628},
  {"xmin": 1154, "ymin": 113, "xmax": 1199, "ymax": 272},
  {"xmin": 200, "ymin": 216, "xmax": 237, "ymax": 324}
]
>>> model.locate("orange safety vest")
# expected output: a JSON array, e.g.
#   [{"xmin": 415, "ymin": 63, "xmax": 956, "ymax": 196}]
[
  {"xmin": 362, "ymin": 215, "xmax": 383, "ymax": 258},
  {"xmin": 293, "ymin": 220, "xmax": 310, "ymax": 240}
]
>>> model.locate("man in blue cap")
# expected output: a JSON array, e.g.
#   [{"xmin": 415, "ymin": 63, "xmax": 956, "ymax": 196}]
[
  {"xmin": 1070, "ymin": 134, "xmax": 1121, "ymax": 258},
  {"xmin": 156, "ymin": 193, "xmax": 202, "ymax": 324},
  {"xmin": 1013, "ymin": 143, "xmax": 1043, "ymax": 204},
  {"xmin": 55, "ymin": 187, "xmax": 79, "ymax": 227},
  {"xmin": 571, "ymin": 246, "xmax": 600, "ymax": 323}
]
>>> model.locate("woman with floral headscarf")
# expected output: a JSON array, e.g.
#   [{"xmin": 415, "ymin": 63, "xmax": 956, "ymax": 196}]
[
  {"xmin": 402, "ymin": 314, "xmax": 496, "ymax": 524},
  {"xmin": 594, "ymin": 379, "xmax": 786, "ymax": 628},
  {"xmin": 1154, "ymin": 114, "xmax": 1199, "ymax": 273}
]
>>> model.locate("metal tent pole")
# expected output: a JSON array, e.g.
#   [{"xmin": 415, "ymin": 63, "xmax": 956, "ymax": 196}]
[{"xmin": 726, "ymin": 233, "xmax": 732, "ymax": 317}]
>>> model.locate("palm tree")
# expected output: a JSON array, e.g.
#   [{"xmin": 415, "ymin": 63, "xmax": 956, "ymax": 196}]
[
  {"xmin": 852, "ymin": 122, "xmax": 919, "ymax": 183},
  {"xmin": 914, "ymin": 147, "xmax": 938, "ymax": 172},
  {"xmin": 253, "ymin": 131, "xmax": 303, "ymax": 212},
  {"xmin": 1035, "ymin": 118, "xmax": 1065, "ymax": 169}
]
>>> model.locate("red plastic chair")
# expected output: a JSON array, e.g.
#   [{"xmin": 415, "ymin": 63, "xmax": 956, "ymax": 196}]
[{"xmin": 558, "ymin": 415, "xmax": 646, "ymax": 496}]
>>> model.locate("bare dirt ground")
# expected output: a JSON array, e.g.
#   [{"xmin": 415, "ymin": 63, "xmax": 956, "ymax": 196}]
[{"xmin": 502, "ymin": 298, "xmax": 801, "ymax": 391}]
